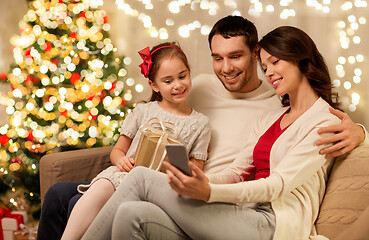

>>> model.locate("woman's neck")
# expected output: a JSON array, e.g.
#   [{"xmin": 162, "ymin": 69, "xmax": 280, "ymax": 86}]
[
  {"xmin": 280, "ymin": 79, "xmax": 319, "ymax": 129},
  {"xmin": 288, "ymin": 79, "xmax": 319, "ymax": 115},
  {"xmin": 157, "ymin": 101, "xmax": 192, "ymax": 116}
]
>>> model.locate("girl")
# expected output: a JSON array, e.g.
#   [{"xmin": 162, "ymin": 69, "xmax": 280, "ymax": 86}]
[
  {"xmin": 61, "ymin": 42, "xmax": 211, "ymax": 240},
  {"xmin": 81, "ymin": 26, "xmax": 341, "ymax": 240}
]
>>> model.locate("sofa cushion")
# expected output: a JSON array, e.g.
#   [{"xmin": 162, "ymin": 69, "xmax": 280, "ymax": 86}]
[
  {"xmin": 39, "ymin": 146, "xmax": 113, "ymax": 203},
  {"xmin": 315, "ymin": 144, "xmax": 369, "ymax": 239}
]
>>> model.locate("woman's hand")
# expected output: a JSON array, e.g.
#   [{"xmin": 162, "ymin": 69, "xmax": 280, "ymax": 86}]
[
  {"xmin": 112, "ymin": 156, "xmax": 134, "ymax": 172},
  {"xmin": 316, "ymin": 107, "xmax": 365, "ymax": 157},
  {"xmin": 163, "ymin": 161, "xmax": 211, "ymax": 202}
]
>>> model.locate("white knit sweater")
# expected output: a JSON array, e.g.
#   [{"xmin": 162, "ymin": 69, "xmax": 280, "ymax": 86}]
[{"xmin": 188, "ymin": 74, "xmax": 280, "ymax": 174}]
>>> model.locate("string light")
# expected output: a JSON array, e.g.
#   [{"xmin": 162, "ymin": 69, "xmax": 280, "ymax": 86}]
[
  {"xmin": 337, "ymin": 1, "xmax": 366, "ymax": 112},
  {"xmin": 115, "ymin": 0, "xmax": 220, "ymax": 38},
  {"xmin": 112, "ymin": 0, "xmax": 365, "ymax": 113}
]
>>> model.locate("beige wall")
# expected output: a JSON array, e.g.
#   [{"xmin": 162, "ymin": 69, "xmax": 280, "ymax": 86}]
[
  {"xmin": 1, "ymin": 0, "xmax": 368, "ymax": 129},
  {"xmin": 0, "ymin": 1, "xmax": 28, "ymax": 125}
]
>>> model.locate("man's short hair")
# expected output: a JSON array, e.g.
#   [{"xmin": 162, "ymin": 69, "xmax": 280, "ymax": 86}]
[{"xmin": 208, "ymin": 15, "xmax": 258, "ymax": 51}]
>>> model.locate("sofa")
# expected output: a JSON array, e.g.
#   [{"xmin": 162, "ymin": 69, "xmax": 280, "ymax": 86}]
[{"xmin": 39, "ymin": 144, "xmax": 369, "ymax": 239}]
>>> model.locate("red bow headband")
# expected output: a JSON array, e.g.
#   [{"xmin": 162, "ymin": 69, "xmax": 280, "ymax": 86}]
[{"xmin": 138, "ymin": 46, "xmax": 187, "ymax": 78}]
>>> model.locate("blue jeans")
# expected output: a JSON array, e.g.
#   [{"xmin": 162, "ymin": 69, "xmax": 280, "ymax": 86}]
[
  {"xmin": 82, "ymin": 167, "xmax": 275, "ymax": 240},
  {"xmin": 37, "ymin": 182, "xmax": 86, "ymax": 240}
]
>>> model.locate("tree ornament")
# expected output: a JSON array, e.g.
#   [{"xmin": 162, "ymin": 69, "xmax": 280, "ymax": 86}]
[
  {"xmin": 27, "ymin": 130, "xmax": 34, "ymax": 142},
  {"xmin": 69, "ymin": 32, "xmax": 77, "ymax": 40},
  {"xmin": 24, "ymin": 49, "xmax": 31, "ymax": 58},
  {"xmin": 103, "ymin": 15, "xmax": 109, "ymax": 24},
  {"xmin": 42, "ymin": 42, "xmax": 52, "ymax": 52},
  {"xmin": 0, "ymin": 135, "xmax": 10, "ymax": 145},
  {"xmin": 0, "ymin": 72, "xmax": 7, "ymax": 81},
  {"xmin": 79, "ymin": 11, "xmax": 86, "ymax": 19},
  {"xmin": 51, "ymin": 58, "xmax": 59, "ymax": 66},
  {"xmin": 70, "ymin": 72, "xmax": 81, "ymax": 84}
]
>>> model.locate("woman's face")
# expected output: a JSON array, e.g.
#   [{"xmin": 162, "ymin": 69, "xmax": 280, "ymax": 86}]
[{"xmin": 259, "ymin": 48, "xmax": 305, "ymax": 97}]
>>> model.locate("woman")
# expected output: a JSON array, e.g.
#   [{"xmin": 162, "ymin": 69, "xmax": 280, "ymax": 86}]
[{"xmin": 81, "ymin": 26, "xmax": 340, "ymax": 240}]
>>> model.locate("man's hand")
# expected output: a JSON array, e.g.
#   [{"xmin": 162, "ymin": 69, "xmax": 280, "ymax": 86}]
[
  {"xmin": 316, "ymin": 107, "xmax": 365, "ymax": 158},
  {"xmin": 163, "ymin": 161, "xmax": 210, "ymax": 202},
  {"xmin": 111, "ymin": 156, "xmax": 134, "ymax": 172}
]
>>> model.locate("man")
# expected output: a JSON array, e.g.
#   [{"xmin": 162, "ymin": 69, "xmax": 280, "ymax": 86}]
[{"xmin": 37, "ymin": 15, "xmax": 367, "ymax": 240}]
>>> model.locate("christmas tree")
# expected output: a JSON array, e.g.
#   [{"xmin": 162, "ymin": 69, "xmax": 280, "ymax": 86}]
[{"xmin": 0, "ymin": 0, "xmax": 134, "ymax": 217}]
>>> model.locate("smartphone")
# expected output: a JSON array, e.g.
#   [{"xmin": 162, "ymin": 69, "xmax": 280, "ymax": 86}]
[{"xmin": 165, "ymin": 144, "xmax": 192, "ymax": 176}]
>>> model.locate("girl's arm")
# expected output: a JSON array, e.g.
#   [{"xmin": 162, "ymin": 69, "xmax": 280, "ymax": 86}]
[
  {"xmin": 110, "ymin": 135, "xmax": 133, "ymax": 172},
  {"xmin": 187, "ymin": 115, "xmax": 211, "ymax": 172},
  {"xmin": 189, "ymin": 157, "xmax": 204, "ymax": 170}
]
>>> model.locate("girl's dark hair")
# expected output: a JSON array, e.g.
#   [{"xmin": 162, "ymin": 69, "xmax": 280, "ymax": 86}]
[
  {"xmin": 208, "ymin": 15, "xmax": 258, "ymax": 52},
  {"xmin": 258, "ymin": 26, "xmax": 340, "ymax": 109},
  {"xmin": 147, "ymin": 42, "xmax": 189, "ymax": 102}
]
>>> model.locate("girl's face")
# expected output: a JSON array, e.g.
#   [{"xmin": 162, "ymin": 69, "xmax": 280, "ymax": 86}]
[
  {"xmin": 150, "ymin": 55, "xmax": 191, "ymax": 105},
  {"xmin": 259, "ymin": 48, "xmax": 306, "ymax": 97}
]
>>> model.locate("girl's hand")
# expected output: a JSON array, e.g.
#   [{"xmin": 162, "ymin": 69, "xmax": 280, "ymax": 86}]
[
  {"xmin": 112, "ymin": 156, "xmax": 135, "ymax": 172},
  {"xmin": 163, "ymin": 161, "xmax": 210, "ymax": 202},
  {"xmin": 189, "ymin": 158, "xmax": 204, "ymax": 170},
  {"xmin": 110, "ymin": 135, "xmax": 133, "ymax": 171}
]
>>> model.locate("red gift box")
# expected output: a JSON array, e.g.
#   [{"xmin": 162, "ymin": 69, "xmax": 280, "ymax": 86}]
[{"xmin": 0, "ymin": 208, "xmax": 25, "ymax": 240}]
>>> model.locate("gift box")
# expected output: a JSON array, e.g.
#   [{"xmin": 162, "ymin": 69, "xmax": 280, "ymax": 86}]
[
  {"xmin": 1, "ymin": 209, "xmax": 27, "ymax": 240},
  {"xmin": 134, "ymin": 117, "xmax": 180, "ymax": 172},
  {"xmin": 13, "ymin": 229, "xmax": 37, "ymax": 240}
]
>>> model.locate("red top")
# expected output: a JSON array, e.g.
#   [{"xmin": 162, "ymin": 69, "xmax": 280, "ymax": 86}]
[{"xmin": 253, "ymin": 111, "xmax": 290, "ymax": 180}]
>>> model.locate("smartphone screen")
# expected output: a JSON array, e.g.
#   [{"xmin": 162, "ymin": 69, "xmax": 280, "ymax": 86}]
[{"xmin": 165, "ymin": 144, "xmax": 192, "ymax": 176}]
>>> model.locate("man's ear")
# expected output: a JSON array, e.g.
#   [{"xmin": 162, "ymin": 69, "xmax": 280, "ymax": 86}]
[
  {"xmin": 252, "ymin": 46, "xmax": 260, "ymax": 62},
  {"xmin": 148, "ymin": 80, "xmax": 159, "ymax": 92}
]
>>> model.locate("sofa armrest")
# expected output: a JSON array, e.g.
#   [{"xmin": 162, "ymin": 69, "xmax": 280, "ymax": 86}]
[
  {"xmin": 39, "ymin": 146, "xmax": 113, "ymax": 203},
  {"xmin": 335, "ymin": 205, "xmax": 369, "ymax": 240},
  {"xmin": 316, "ymin": 144, "xmax": 369, "ymax": 239}
]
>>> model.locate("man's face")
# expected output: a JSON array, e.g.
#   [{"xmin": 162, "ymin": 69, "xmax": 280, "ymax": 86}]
[{"xmin": 210, "ymin": 35, "xmax": 258, "ymax": 93}]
